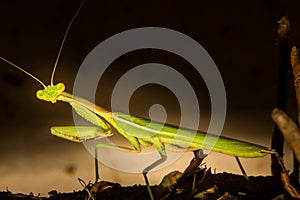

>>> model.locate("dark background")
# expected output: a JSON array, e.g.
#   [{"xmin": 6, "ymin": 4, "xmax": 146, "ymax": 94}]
[{"xmin": 0, "ymin": 0, "xmax": 300, "ymax": 196}]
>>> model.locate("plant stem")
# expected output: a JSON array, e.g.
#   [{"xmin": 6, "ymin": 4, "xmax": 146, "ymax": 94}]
[{"xmin": 271, "ymin": 16, "xmax": 290, "ymax": 176}]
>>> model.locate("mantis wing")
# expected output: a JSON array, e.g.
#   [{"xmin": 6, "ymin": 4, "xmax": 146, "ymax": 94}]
[
  {"xmin": 51, "ymin": 126, "xmax": 113, "ymax": 142},
  {"xmin": 112, "ymin": 113, "xmax": 269, "ymax": 158}
]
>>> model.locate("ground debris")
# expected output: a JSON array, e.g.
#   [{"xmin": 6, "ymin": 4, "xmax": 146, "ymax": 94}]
[
  {"xmin": 157, "ymin": 169, "xmax": 286, "ymax": 200},
  {"xmin": 0, "ymin": 190, "xmax": 43, "ymax": 200},
  {"xmin": 0, "ymin": 169, "xmax": 295, "ymax": 200}
]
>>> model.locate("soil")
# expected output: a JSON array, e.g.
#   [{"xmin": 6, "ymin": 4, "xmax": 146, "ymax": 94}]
[{"xmin": 0, "ymin": 168, "xmax": 295, "ymax": 200}]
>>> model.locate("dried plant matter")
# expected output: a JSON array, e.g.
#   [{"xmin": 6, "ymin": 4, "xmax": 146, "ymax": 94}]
[
  {"xmin": 272, "ymin": 108, "xmax": 300, "ymax": 162},
  {"xmin": 277, "ymin": 16, "xmax": 290, "ymax": 39},
  {"xmin": 291, "ymin": 46, "xmax": 300, "ymax": 125}
]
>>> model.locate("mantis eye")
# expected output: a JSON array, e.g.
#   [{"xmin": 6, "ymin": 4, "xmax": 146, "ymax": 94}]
[
  {"xmin": 36, "ymin": 90, "xmax": 44, "ymax": 99},
  {"xmin": 56, "ymin": 83, "xmax": 65, "ymax": 90}
]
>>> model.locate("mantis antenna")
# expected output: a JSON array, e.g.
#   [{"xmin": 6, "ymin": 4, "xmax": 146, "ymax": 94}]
[
  {"xmin": 50, "ymin": 0, "xmax": 87, "ymax": 86},
  {"xmin": 0, "ymin": 56, "xmax": 47, "ymax": 88},
  {"xmin": 0, "ymin": 0, "xmax": 87, "ymax": 88}
]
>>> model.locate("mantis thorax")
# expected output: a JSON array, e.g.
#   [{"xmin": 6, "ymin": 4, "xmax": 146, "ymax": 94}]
[{"xmin": 36, "ymin": 83, "xmax": 65, "ymax": 103}]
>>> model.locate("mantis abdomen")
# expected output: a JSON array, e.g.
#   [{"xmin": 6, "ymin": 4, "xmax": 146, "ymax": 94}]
[{"xmin": 111, "ymin": 113, "xmax": 269, "ymax": 158}]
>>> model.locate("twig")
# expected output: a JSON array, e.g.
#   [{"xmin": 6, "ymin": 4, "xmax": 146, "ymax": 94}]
[
  {"xmin": 272, "ymin": 108, "xmax": 300, "ymax": 162},
  {"xmin": 281, "ymin": 171, "xmax": 300, "ymax": 199},
  {"xmin": 291, "ymin": 46, "xmax": 300, "ymax": 124},
  {"xmin": 291, "ymin": 46, "xmax": 300, "ymax": 184},
  {"xmin": 275, "ymin": 145, "xmax": 300, "ymax": 198},
  {"xmin": 271, "ymin": 16, "xmax": 291, "ymax": 176}
]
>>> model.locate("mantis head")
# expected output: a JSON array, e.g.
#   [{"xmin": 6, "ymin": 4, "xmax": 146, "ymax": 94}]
[{"xmin": 36, "ymin": 83, "xmax": 65, "ymax": 103}]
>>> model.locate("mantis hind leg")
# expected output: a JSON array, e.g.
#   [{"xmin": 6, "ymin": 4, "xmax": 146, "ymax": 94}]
[
  {"xmin": 94, "ymin": 147, "xmax": 100, "ymax": 182},
  {"xmin": 235, "ymin": 156, "xmax": 249, "ymax": 180}
]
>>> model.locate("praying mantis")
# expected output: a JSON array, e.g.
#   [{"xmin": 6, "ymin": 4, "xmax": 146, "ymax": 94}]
[{"xmin": 0, "ymin": 0, "xmax": 274, "ymax": 199}]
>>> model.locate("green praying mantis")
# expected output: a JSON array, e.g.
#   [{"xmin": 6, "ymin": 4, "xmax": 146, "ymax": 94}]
[{"xmin": 0, "ymin": 0, "xmax": 275, "ymax": 199}]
